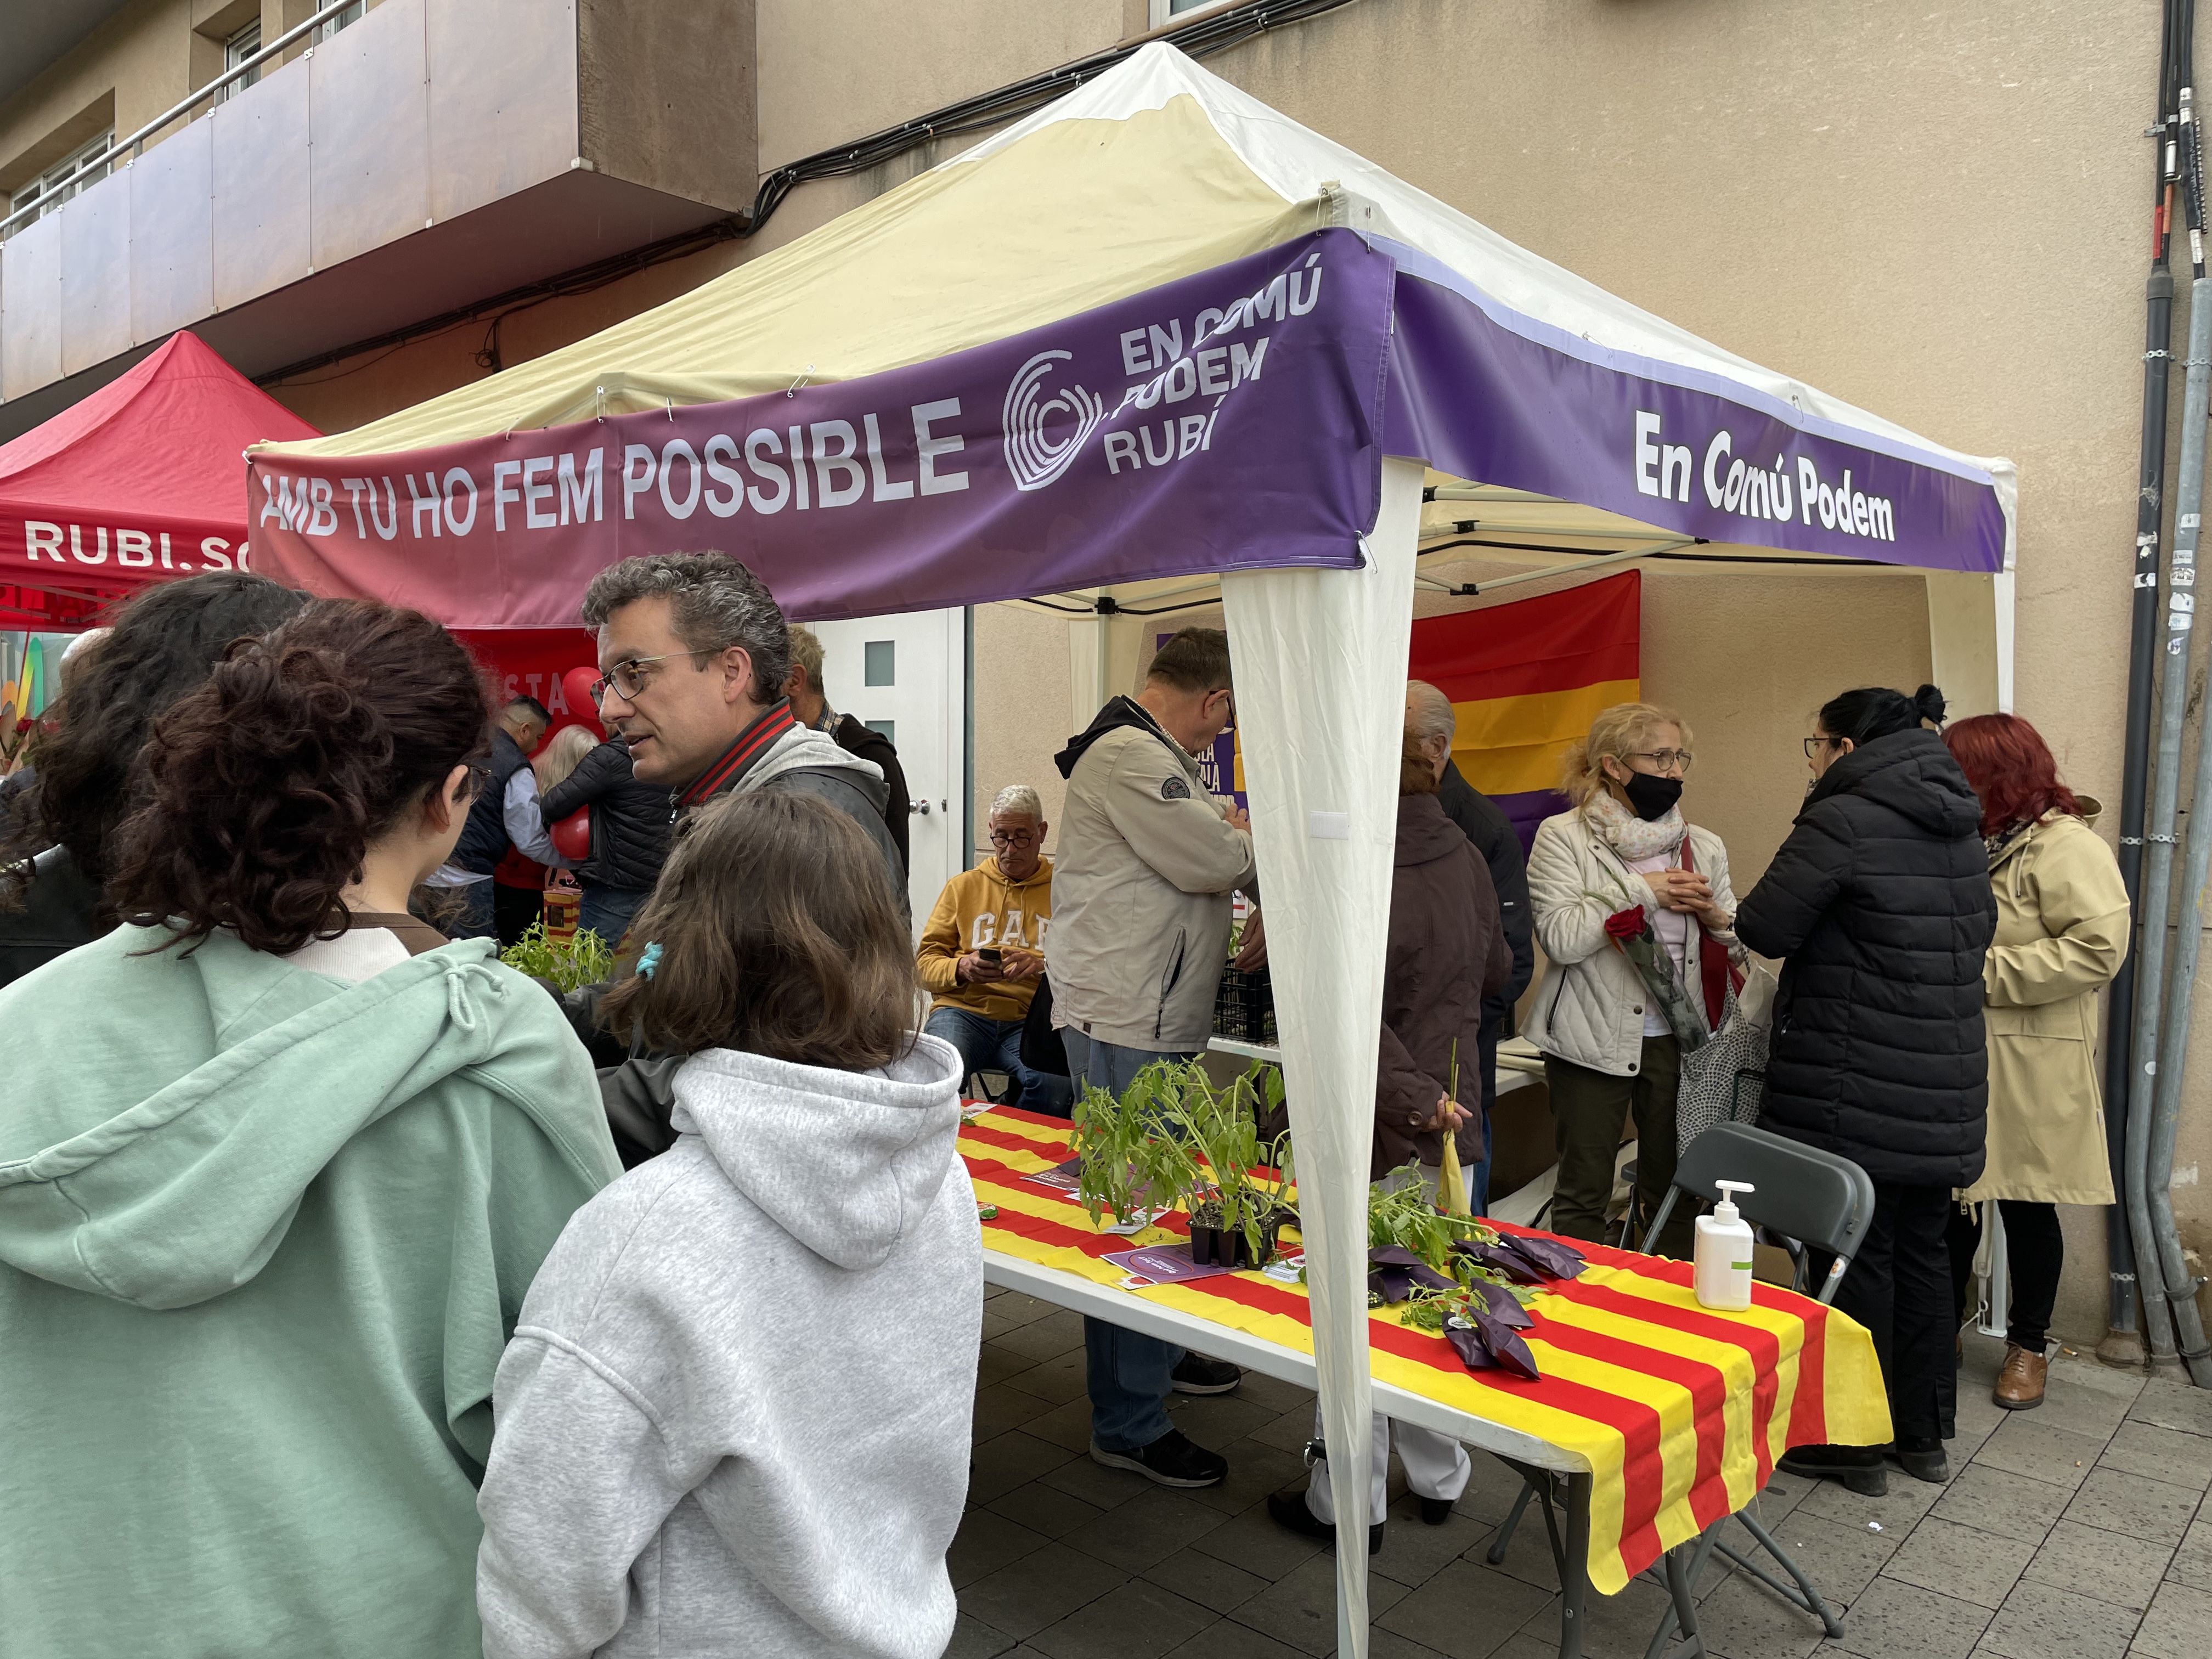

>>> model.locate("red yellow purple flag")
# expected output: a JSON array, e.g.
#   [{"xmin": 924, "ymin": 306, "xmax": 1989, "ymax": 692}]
[{"xmin": 1408, "ymin": 570, "xmax": 1642, "ymax": 850}]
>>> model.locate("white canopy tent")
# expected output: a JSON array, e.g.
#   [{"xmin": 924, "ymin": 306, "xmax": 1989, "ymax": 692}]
[{"xmin": 253, "ymin": 45, "xmax": 2016, "ymax": 1651}]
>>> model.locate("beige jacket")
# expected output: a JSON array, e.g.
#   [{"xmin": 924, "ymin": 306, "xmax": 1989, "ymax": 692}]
[
  {"xmin": 1962, "ymin": 808, "xmax": 2129, "ymax": 1206},
  {"xmin": 1047, "ymin": 715, "xmax": 1256, "ymax": 1053},
  {"xmin": 1522, "ymin": 806, "xmax": 1737, "ymax": 1076}
]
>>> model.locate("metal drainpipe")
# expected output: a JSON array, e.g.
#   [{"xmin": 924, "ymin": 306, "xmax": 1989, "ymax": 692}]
[
  {"xmin": 2102, "ymin": 0, "xmax": 2187, "ymax": 1365},
  {"xmin": 2130, "ymin": 71, "xmax": 2210, "ymax": 1369}
]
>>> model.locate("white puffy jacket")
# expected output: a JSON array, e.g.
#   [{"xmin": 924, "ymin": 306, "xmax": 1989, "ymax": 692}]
[{"xmin": 1522, "ymin": 808, "xmax": 1737, "ymax": 1077}]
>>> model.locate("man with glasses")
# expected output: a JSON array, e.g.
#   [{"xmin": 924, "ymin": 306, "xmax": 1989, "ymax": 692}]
[
  {"xmin": 1048, "ymin": 627, "xmax": 1259, "ymax": 1489},
  {"xmin": 915, "ymin": 784, "xmax": 1068, "ymax": 1112},
  {"xmin": 578, "ymin": 552, "xmax": 905, "ymax": 923}
]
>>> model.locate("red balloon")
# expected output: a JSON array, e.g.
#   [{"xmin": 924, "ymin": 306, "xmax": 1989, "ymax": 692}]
[
  {"xmin": 551, "ymin": 807, "xmax": 591, "ymax": 863},
  {"xmin": 560, "ymin": 666, "xmax": 602, "ymax": 729}
]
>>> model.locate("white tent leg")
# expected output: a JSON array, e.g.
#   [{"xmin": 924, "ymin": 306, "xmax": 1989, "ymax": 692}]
[{"xmin": 1222, "ymin": 456, "xmax": 1424, "ymax": 1657}]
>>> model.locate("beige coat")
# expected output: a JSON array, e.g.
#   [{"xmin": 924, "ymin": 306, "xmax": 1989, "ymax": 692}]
[
  {"xmin": 1962, "ymin": 808, "xmax": 2130, "ymax": 1206},
  {"xmin": 1523, "ymin": 807, "xmax": 1737, "ymax": 1077}
]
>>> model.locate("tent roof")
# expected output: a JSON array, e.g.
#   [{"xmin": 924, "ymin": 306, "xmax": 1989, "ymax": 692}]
[
  {"xmin": 2, "ymin": 330, "xmax": 319, "ymax": 528},
  {"xmin": 272, "ymin": 47, "xmax": 2011, "ymax": 561}
]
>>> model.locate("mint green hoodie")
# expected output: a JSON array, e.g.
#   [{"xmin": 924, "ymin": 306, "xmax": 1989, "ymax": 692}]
[{"xmin": 0, "ymin": 926, "xmax": 621, "ymax": 1659}]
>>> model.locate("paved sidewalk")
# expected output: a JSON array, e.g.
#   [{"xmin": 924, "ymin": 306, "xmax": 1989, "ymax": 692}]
[{"xmin": 951, "ymin": 1289, "xmax": 2212, "ymax": 1657}]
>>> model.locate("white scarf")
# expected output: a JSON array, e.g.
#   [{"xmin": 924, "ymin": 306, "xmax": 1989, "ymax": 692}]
[{"xmin": 1583, "ymin": 789, "xmax": 1689, "ymax": 865}]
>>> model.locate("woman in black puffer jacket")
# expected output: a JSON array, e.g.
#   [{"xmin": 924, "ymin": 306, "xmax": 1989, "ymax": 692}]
[
  {"xmin": 539, "ymin": 733, "xmax": 674, "ymax": 947},
  {"xmin": 1735, "ymin": 684, "xmax": 1995, "ymax": 1495}
]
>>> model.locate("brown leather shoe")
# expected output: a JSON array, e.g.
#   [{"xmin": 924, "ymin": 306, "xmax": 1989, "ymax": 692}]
[{"xmin": 1993, "ymin": 1342, "xmax": 2047, "ymax": 1410}]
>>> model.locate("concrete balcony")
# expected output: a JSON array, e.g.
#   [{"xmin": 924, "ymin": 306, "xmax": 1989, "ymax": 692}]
[{"xmin": 0, "ymin": 0, "xmax": 755, "ymax": 438}]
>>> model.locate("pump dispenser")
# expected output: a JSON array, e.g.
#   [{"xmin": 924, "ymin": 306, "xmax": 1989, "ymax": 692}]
[{"xmin": 1694, "ymin": 1181, "xmax": 1757, "ymax": 1311}]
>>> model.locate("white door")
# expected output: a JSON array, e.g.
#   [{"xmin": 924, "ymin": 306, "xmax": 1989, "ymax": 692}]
[{"xmin": 807, "ymin": 607, "xmax": 967, "ymax": 935}]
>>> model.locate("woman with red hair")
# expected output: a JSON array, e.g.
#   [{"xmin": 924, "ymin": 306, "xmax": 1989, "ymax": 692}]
[{"xmin": 1943, "ymin": 714, "xmax": 2129, "ymax": 1412}]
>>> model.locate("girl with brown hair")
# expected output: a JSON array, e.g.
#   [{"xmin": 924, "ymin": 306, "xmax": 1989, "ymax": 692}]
[
  {"xmin": 0, "ymin": 599, "xmax": 619, "ymax": 1659},
  {"xmin": 476, "ymin": 788, "xmax": 981, "ymax": 1659}
]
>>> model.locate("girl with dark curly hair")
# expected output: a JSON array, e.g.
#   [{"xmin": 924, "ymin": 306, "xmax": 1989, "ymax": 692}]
[{"xmin": 0, "ymin": 599, "xmax": 620, "ymax": 1659}]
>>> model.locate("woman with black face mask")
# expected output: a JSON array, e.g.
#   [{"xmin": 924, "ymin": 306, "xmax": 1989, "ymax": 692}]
[
  {"xmin": 1525, "ymin": 702, "xmax": 1741, "ymax": 1257},
  {"xmin": 1735, "ymin": 684, "xmax": 1995, "ymax": 1496}
]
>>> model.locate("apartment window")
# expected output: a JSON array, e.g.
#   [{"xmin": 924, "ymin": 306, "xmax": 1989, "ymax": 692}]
[
  {"xmin": 315, "ymin": 1, "xmax": 364, "ymax": 43},
  {"xmin": 219, "ymin": 19, "xmax": 263, "ymax": 101},
  {"xmin": 1149, "ymin": 0, "xmax": 1238, "ymax": 24},
  {"xmin": 7, "ymin": 131, "xmax": 114, "ymax": 231}
]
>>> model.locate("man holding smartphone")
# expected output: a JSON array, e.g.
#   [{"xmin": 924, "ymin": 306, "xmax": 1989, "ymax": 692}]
[{"xmin": 916, "ymin": 785, "xmax": 1070, "ymax": 1113}]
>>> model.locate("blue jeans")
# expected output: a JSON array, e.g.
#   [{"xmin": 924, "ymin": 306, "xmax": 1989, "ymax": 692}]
[
  {"xmin": 923, "ymin": 1006, "xmax": 1072, "ymax": 1115},
  {"xmin": 1063, "ymin": 1029, "xmax": 1192, "ymax": 1452},
  {"xmin": 579, "ymin": 885, "xmax": 650, "ymax": 950}
]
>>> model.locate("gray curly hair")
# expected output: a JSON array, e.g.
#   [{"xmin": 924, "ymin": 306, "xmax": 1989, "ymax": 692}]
[{"xmin": 580, "ymin": 551, "xmax": 790, "ymax": 699}]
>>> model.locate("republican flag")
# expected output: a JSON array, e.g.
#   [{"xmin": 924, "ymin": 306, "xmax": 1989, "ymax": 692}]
[{"xmin": 1408, "ymin": 570, "xmax": 1642, "ymax": 850}]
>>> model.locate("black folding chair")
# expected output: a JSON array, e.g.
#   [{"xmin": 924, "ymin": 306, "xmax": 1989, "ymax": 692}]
[{"xmin": 1487, "ymin": 1121, "xmax": 1876, "ymax": 1658}]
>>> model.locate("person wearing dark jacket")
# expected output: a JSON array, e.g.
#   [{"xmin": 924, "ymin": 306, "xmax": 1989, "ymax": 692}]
[
  {"xmin": 539, "ymin": 733, "xmax": 673, "ymax": 946},
  {"xmin": 1735, "ymin": 684, "xmax": 1996, "ymax": 1494},
  {"xmin": 1407, "ymin": 682, "xmax": 1533, "ymax": 1201},
  {"xmin": 0, "ymin": 574, "xmax": 307, "ymax": 989},
  {"xmin": 787, "ymin": 625, "xmax": 912, "ymax": 874},
  {"xmin": 1272, "ymin": 735, "xmax": 1513, "ymax": 1550}
]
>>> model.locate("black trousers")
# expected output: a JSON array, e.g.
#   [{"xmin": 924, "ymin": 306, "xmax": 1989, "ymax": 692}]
[
  {"xmin": 1946, "ymin": 1198, "xmax": 2064, "ymax": 1353},
  {"xmin": 1822, "ymin": 1181, "xmax": 1957, "ymax": 1443}
]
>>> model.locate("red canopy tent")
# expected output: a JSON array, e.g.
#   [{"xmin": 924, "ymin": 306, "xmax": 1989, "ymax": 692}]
[
  {"xmin": 0, "ymin": 331, "xmax": 318, "ymax": 629},
  {"xmin": 0, "ymin": 331, "xmax": 596, "ymax": 722}
]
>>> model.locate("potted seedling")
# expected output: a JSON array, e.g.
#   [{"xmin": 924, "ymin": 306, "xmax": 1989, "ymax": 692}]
[
  {"xmin": 1070, "ymin": 1070, "xmax": 1161, "ymax": 1231},
  {"xmin": 1143, "ymin": 1059, "xmax": 1294, "ymax": 1269}
]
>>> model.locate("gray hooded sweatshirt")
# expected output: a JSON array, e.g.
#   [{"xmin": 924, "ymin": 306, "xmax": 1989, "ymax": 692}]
[{"xmin": 476, "ymin": 1033, "xmax": 979, "ymax": 1659}]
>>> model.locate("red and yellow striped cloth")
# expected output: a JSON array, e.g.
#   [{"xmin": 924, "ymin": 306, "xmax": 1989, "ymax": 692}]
[{"xmin": 963, "ymin": 1105, "xmax": 1890, "ymax": 1595}]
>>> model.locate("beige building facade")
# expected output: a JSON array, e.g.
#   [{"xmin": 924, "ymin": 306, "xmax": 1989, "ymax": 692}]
[{"xmin": 3, "ymin": 0, "xmax": 2204, "ymax": 1350}]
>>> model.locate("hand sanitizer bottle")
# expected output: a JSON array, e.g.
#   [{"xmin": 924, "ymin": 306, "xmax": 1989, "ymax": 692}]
[{"xmin": 1694, "ymin": 1181, "xmax": 1756, "ymax": 1311}]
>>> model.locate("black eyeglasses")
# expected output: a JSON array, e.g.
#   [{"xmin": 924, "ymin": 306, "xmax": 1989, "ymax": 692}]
[
  {"xmin": 1803, "ymin": 736, "xmax": 1842, "ymax": 759},
  {"xmin": 590, "ymin": 650, "xmax": 718, "ymax": 704},
  {"xmin": 990, "ymin": 828, "xmax": 1039, "ymax": 848}
]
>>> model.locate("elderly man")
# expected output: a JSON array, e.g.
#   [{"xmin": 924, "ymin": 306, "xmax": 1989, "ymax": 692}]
[
  {"xmin": 916, "ymin": 785, "xmax": 1067, "ymax": 1113},
  {"xmin": 432, "ymin": 695, "xmax": 560, "ymax": 940},
  {"xmin": 785, "ymin": 624, "xmax": 912, "ymax": 873},
  {"xmin": 1406, "ymin": 681, "xmax": 1534, "ymax": 1206}
]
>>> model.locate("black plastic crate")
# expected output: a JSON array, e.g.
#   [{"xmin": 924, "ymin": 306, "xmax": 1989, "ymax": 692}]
[{"xmin": 1214, "ymin": 964, "xmax": 1277, "ymax": 1045}]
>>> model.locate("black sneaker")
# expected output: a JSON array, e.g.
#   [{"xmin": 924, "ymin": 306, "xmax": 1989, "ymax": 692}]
[
  {"xmin": 1778, "ymin": 1443, "xmax": 1889, "ymax": 1497},
  {"xmin": 1090, "ymin": 1429, "xmax": 1228, "ymax": 1488},
  {"xmin": 1266, "ymin": 1488, "xmax": 1385, "ymax": 1554},
  {"xmin": 1171, "ymin": 1353, "xmax": 1243, "ymax": 1395}
]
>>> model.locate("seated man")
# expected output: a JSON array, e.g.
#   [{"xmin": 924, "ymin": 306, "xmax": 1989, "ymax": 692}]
[{"xmin": 917, "ymin": 786, "xmax": 1069, "ymax": 1113}]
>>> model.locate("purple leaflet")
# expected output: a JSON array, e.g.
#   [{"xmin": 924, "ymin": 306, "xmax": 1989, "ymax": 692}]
[
  {"xmin": 1369, "ymin": 1246, "xmax": 1426, "ymax": 1267},
  {"xmin": 1452, "ymin": 1239, "xmax": 1544, "ymax": 1285},
  {"xmin": 1462, "ymin": 1276, "xmax": 1534, "ymax": 1330},
  {"xmin": 1474, "ymin": 1313, "xmax": 1543, "ymax": 1380},
  {"xmin": 1370, "ymin": 1250, "xmax": 1457, "ymax": 1305},
  {"xmin": 1444, "ymin": 1322, "xmax": 1498, "ymax": 1369},
  {"xmin": 1499, "ymin": 1233, "xmax": 1588, "ymax": 1280}
]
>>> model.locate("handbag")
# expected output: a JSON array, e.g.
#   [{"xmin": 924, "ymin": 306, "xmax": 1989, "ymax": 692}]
[{"xmin": 1675, "ymin": 961, "xmax": 1777, "ymax": 1153}]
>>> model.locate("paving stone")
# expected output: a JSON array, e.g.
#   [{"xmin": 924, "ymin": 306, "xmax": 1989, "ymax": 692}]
[
  {"xmin": 1973, "ymin": 1414, "xmax": 2109, "ymax": 1490},
  {"xmin": 1226, "ymin": 1548, "xmax": 1409, "ymax": 1654},
  {"xmin": 1481, "ymin": 1635, "xmax": 1564, "ymax": 1659},
  {"xmin": 1060, "ymin": 1487, "xmax": 1229, "ymax": 1573},
  {"xmin": 1028, "ymin": 1576, "xmax": 1216, "ymax": 1659},
  {"xmin": 1159, "ymin": 1620, "xmax": 1306, "ymax": 1658},
  {"xmin": 1462, "ymin": 1501, "xmax": 1560, "ymax": 1594},
  {"xmin": 970, "ymin": 1431, "xmax": 1080, "ymax": 1505},
  {"xmin": 1234, "ymin": 1370, "xmax": 1317, "ymax": 1414},
  {"xmin": 991, "ymin": 1293, "xmax": 1058, "ymax": 1327},
  {"xmin": 1250, "ymin": 1407, "xmax": 1322, "ymax": 1455},
  {"xmin": 1376, "ymin": 1558, "xmax": 1555, "ymax": 1657},
  {"xmin": 2064, "ymin": 1467, "xmax": 2203, "ymax": 1549},
  {"xmin": 981, "ymin": 1309, "xmax": 1033, "ymax": 1341},
  {"xmin": 1187, "ymin": 1437, "xmax": 1308, "ymax": 1517},
  {"xmin": 1975, "ymin": 1577, "xmax": 2138, "ymax": 1659},
  {"xmin": 2130, "ymin": 1579, "xmax": 2212, "ymax": 1658},
  {"xmin": 1020, "ymin": 1397, "xmax": 1097, "ymax": 1454},
  {"xmin": 2129, "ymin": 1377, "xmax": 2212, "ymax": 1438},
  {"xmin": 1167, "ymin": 1390, "xmax": 1280, "ymax": 1447},
  {"xmin": 950, "ymin": 1509, "xmax": 1053, "ymax": 1590},
  {"xmin": 1540, "ymin": 1572, "xmax": 1679, "ymax": 1659},
  {"xmin": 985, "ymin": 1480, "xmax": 1107, "ymax": 1541},
  {"xmin": 1037, "ymin": 1448, "xmax": 1159, "ymax": 1510},
  {"xmin": 1754, "ymin": 1509, "xmax": 1900, "ymax": 1603},
  {"xmin": 995, "ymin": 1309, "xmax": 1090, "ymax": 1364},
  {"xmin": 946, "ymin": 1612, "xmax": 1020, "ymax": 1659},
  {"xmin": 1188, "ymin": 1501, "xmax": 1330, "ymax": 1583},
  {"xmin": 1141, "ymin": 1545, "xmax": 1271, "ymax": 1615},
  {"xmin": 2100, "ymin": 1420, "xmax": 2212, "ymax": 1492},
  {"xmin": 1451, "ymin": 1454, "xmax": 1542, "ymax": 1525},
  {"xmin": 2022, "ymin": 1517, "xmax": 2176, "ymax": 1613},
  {"xmin": 1798, "ymin": 1462, "xmax": 1948, "ymax": 1532},
  {"xmin": 1827, "ymin": 1575, "xmax": 1994, "ymax": 1659},
  {"xmin": 979, "ymin": 1344, "xmax": 1040, "ymax": 1387},
  {"xmin": 1687, "ymin": 1571, "xmax": 1832, "ymax": 1659},
  {"xmin": 2026, "ymin": 1374, "xmax": 2135, "ymax": 1442},
  {"xmin": 1002, "ymin": 1350, "xmax": 1091, "ymax": 1406},
  {"xmin": 974, "ymin": 1380, "xmax": 1056, "ymax": 1441},
  {"xmin": 1373, "ymin": 1491, "xmax": 1489, "ymax": 1589},
  {"xmin": 1883, "ymin": 1515, "xmax": 2038, "ymax": 1610},
  {"xmin": 957, "ymin": 1540, "xmax": 1130, "ymax": 1641},
  {"xmin": 1929, "ymin": 1464, "xmax": 2075, "ymax": 1544},
  {"xmin": 2169, "ymin": 1516, "xmax": 2212, "ymax": 1590}
]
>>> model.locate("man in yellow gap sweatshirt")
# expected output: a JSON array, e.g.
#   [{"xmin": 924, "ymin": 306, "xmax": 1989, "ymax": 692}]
[{"xmin": 918, "ymin": 785, "xmax": 1070, "ymax": 1112}]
